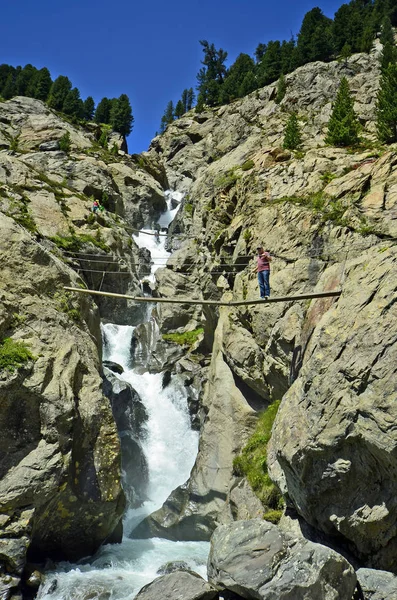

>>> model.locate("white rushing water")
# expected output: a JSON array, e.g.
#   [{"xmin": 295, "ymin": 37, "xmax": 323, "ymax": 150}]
[{"xmin": 37, "ymin": 191, "xmax": 209, "ymax": 600}]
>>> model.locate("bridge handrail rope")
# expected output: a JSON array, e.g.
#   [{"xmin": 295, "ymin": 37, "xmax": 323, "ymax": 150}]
[{"xmin": 64, "ymin": 287, "xmax": 342, "ymax": 306}]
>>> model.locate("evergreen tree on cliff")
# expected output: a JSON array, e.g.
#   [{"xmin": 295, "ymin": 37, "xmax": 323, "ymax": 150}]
[
  {"xmin": 33, "ymin": 68, "xmax": 52, "ymax": 101},
  {"xmin": 2, "ymin": 72, "xmax": 16, "ymax": 99},
  {"xmin": 160, "ymin": 100, "xmax": 175, "ymax": 132},
  {"xmin": 295, "ymin": 7, "xmax": 333, "ymax": 65},
  {"xmin": 197, "ymin": 40, "xmax": 227, "ymax": 106},
  {"xmin": 83, "ymin": 96, "xmax": 95, "ymax": 121},
  {"xmin": 219, "ymin": 53, "xmax": 256, "ymax": 103},
  {"xmin": 48, "ymin": 75, "xmax": 72, "ymax": 110},
  {"xmin": 62, "ymin": 87, "xmax": 83, "ymax": 118},
  {"xmin": 325, "ymin": 77, "xmax": 360, "ymax": 146},
  {"xmin": 257, "ymin": 41, "xmax": 281, "ymax": 86},
  {"xmin": 380, "ymin": 15, "xmax": 397, "ymax": 72},
  {"xmin": 376, "ymin": 63, "xmax": 397, "ymax": 142},
  {"xmin": 283, "ymin": 113, "xmax": 302, "ymax": 150},
  {"xmin": 110, "ymin": 94, "xmax": 134, "ymax": 136},
  {"xmin": 15, "ymin": 64, "xmax": 37, "ymax": 96},
  {"xmin": 94, "ymin": 97, "xmax": 112, "ymax": 124},
  {"xmin": 175, "ymin": 100, "xmax": 185, "ymax": 118}
]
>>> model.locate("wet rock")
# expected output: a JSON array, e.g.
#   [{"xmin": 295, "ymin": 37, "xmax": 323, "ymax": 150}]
[
  {"xmin": 208, "ymin": 519, "xmax": 357, "ymax": 600},
  {"xmin": 157, "ymin": 560, "xmax": 190, "ymax": 575},
  {"xmin": 357, "ymin": 568, "xmax": 397, "ymax": 600},
  {"xmin": 135, "ymin": 571, "xmax": 218, "ymax": 600},
  {"xmin": 102, "ymin": 360, "xmax": 124, "ymax": 375}
]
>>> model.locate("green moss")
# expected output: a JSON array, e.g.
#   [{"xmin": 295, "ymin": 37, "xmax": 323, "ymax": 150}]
[
  {"xmin": 241, "ymin": 159, "xmax": 255, "ymax": 171},
  {"xmin": 233, "ymin": 400, "xmax": 282, "ymax": 512},
  {"xmin": 50, "ymin": 232, "xmax": 109, "ymax": 252},
  {"xmin": 263, "ymin": 509, "xmax": 283, "ymax": 524},
  {"xmin": 184, "ymin": 202, "xmax": 193, "ymax": 215},
  {"xmin": 53, "ymin": 292, "xmax": 81, "ymax": 322},
  {"xmin": 162, "ymin": 327, "xmax": 204, "ymax": 346},
  {"xmin": 214, "ymin": 167, "xmax": 241, "ymax": 190},
  {"xmin": 320, "ymin": 171, "xmax": 337, "ymax": 184},
  {"xmin": 0, "ymin": 338, "xmax": 35, "ymax": 372}
]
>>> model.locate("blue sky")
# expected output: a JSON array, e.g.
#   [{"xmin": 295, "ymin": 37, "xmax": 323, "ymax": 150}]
[{"xmin": 1, "ymin": 0, "xmax": 342, "ymax": 153}]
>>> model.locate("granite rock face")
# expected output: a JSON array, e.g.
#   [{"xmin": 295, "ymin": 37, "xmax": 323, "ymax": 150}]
[
  {"xmin": 208, "ymin": 519, "xmax": 357, "ymax": 600},
  {"xmin": 0, "ymin": 216, "xmax": 126, "ymax": 596},
  {"xmin": 357, "ymin": 568, "xmax": 397, "ymax": 600}
]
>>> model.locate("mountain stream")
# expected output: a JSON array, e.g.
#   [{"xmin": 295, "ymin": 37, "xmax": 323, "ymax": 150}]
[{"xmin": 37, "ymin": 192, "xmax": 209, "ymax": 600}]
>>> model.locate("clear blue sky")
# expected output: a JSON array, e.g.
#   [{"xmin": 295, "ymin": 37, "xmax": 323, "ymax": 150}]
[{"xmin": 1, "ymin": 0, "xmax": 342, "ymax": 154}]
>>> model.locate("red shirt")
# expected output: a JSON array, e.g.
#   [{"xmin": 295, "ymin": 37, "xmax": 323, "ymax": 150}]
[{"xmin": 257, "ymin": 252, "xmax": 271, "ymax": 272}]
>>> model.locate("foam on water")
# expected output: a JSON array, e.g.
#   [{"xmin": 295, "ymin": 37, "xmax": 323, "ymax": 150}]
[{"xmin": 37, "ymin": 191, "xmax": 209, "ymax": 600}]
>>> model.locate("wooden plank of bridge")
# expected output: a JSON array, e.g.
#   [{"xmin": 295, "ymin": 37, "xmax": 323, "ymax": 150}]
[{"xmin": 64, "ymin": 287, "xmax": 342, "ymax": 306}]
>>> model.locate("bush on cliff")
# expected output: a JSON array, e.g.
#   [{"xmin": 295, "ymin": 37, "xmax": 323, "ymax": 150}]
[
  {"xmin": 233, "ymin": 399, "xmax": 283, "ymax": 522},
  {"xmin": 0, "ymin": 338, "xmax": 35, "ymax": 372}
]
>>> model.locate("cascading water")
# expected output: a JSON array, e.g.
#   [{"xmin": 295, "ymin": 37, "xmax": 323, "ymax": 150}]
[{"xmin": 37, "ymin": 192, "xmax": 209, "ymax": 600}]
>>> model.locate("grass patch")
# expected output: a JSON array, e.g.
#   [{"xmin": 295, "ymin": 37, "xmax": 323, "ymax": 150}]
[
  {"xmin": 162, "ymin": 327, "xmax": 204, "ymax": 346},
  {"xmin": 214, "ymin": 166, "xmax": 241, "ymax": 190},
  {"xmin": 53, "ymin": 291, "xmax": 81, "ymax": 322},
  {"xmin": 50, "ymin": 232, "xmax": 109, "ymax": 252},
  {"xmin": 0, "ymin": 338, "xmax": 35, "ymax": 372},
  {"xmin": 184, "ymin": 202, "xmax": 194, "ymax": 216},
  {"xmin": 320, "ymin": 171, "xmax": 337, "ymax": 184},
  {"xmin": 241, "ymin": 159, "xmax": 255, "ymax": 171},
  {"xmin": 233, "ymin": 400, "xmax": 283, "ymax": 520}
]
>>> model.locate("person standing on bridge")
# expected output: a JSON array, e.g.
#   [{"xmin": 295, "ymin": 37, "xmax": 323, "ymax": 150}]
[{"xmin": 256, "ymin": 246, "xmax": 272, "ymax": 299}]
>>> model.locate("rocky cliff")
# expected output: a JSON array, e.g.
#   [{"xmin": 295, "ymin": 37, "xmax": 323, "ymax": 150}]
[
  {"xmin": 134, "ymin": 46, "xmax": 397, "ymax": 576},
  {"xmin": 0, "ymin": 43, "xmax": 396, "ymax": 599}
]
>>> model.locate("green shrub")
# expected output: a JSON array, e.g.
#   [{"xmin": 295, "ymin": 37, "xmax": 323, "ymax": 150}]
[
  {"xmin": 59, "ymin": 131, "xmax": 71, "ymax": 152},
  {"xmin": 0, "ymin": 338, "xmax": 35, "ymax": 372},
  {"xmin": 241, "ymin": 159, "xmax": 255, "ymax": 171},
  {"xmin": 162, "ymin": 327, "xmax": 204, "ymax": 346},
  {"xmin": 53, "ymin": 292, "xmax": 81, "ymax": 322},
  {"xmin": 9, "ymin": 135, "xmax": 20, "ymax": 152},
  {"xmin": 233, "ymin": 400, "xmax": 282, "ymax": 514},
  {"xmin": 243, "ymin": 228, "xmax": 252, "ymax": 244},
  {"xmin": 184, "ymin": 202, "xmax": 193, "ymax": 215},
  {"xmin": 320, "ymin": 172, "xmax": 337, "ymax": 184},
  {"xmin": 214, "ymin": 167, "xmax": 240, "ymax": 190},
  {"xmin": 283, "ymin": 113, "xmax": 302, "ymax": 150}
]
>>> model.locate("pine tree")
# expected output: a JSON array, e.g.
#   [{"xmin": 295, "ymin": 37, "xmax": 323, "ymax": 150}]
[
  {"xmin": 62, "ymin": 87, "xmax": 83, "ymax": 118},
  {"xmin": 33, "ymin": 68, "xmax": 52, "ymax": 101},
  {"xmin": 275, "ymin": 74, "xmax": 287, "ymax": 104},
  {"xmin": 2, "ymin": 73, "xmax": 16, "ymax": 99},
  {"xmin": 339, "ymin": 43, "xmax": 352, "ymax": 64},
  {"xmin": 376, "ymin": 62, "xmax": 397, "ymax": 142},
  {"xmin": 0, "ymin": 65, "xmax": 13, "ymax": 94},
  {"xmin": 83, "ymin": 96, "xmax": 95, "ymax": 121},
  {"xmin": 110, "ymin": 94, "xmax": 134, "ymax": 136},
  {"xmin": 296, "ymin": 7, "xmax": 333, "ymax": 65},
  {"xmin": 48, "ymin": 76, "xmax": 72, "ymax": 110},
  {"xmin": 257, "ymin": 41, "xmax": 281, "ymax": 86},
  {"xmin": 283, "ymin": 113, "xmax": 302, "ymax": 150},
  {"xmin": 186, "ymin": 88, "xmax": 195, "ymax": 110},
  {"xmin": 15, "ymin": 64, "xmax": 37, "ymax": 96},
  {"xmin": 238, "ymin": 71, "xmax": 257, "ymax": 97},
  {"xmin": 220, "ymin": 53, "xmax": 256, "ymax": 102},
  {"xmin": 175, "ymin": 100, "xmax": 185, "ymax": 118},
  {"xmin": 94, "ymin": 97, "xmax": 112, "ymax": 124},
  {"xmin": 325, "ymin": 77, "xmax": 360, "ymax": 146},
  {"xmin": 196, "ymin": 40, "xmax": 227, "ymax": 106},
  {"xmin": 160, "ymin": 100, "xmax": 175, "ymax": 132},
  {"xmin": 380, "ymin": 16, "xmax": 397, "ymax": 72}
]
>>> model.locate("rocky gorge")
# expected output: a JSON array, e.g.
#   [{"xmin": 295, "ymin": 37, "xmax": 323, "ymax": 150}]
[{"xmin": 0, "ymin": 42, "xmax": 396, "ymax": 600}]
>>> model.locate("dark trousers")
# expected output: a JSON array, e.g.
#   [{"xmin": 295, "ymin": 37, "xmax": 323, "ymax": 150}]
[{"xmin": 258, "ymin": 270, "xmax": 270, "ymax": 298}]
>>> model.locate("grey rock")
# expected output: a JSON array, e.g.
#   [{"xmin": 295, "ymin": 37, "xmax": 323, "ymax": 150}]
[
  {"xmin": 208, "ymin": 520, "xmax": 357, "ymax": 600},
  {"xmin": 357, "ymin": 568, "xmax": 397, "ymax": 600},
  {"xmin": 157, "ymin": 560, "xmax": 190, "ymax": 575},
  {"xmin": 39, "ymin": 140, "xmax": 60, "ymax": 151},
  {"xmin": 135, "ymin": 571, "xmax": 218, "ymax": 600}
]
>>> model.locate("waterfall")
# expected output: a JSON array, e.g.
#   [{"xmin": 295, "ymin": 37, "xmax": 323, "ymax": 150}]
[{"xmin": 37, "ymin": 191, "xmax": 210, "ymax": 600}]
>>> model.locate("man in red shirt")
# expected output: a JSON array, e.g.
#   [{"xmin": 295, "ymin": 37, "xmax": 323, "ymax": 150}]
[{"xmin": 256, "ymin": 246, "xmax": 272, "ymax": 299}]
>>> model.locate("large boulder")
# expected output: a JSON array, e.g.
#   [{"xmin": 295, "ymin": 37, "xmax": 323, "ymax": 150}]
[
  {"xmin": 135, "ymin": 571, "xmax": 218, "ymax": 600},
  {"xmin": 207, "ymin": 520, "xmax": 357, "ymax": 600},
  {"xmin": 357, "ymin": 568, "xmax": 397, "ymax": 600}
]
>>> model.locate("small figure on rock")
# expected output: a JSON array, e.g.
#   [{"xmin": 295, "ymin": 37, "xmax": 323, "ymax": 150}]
[
  {"xmin": 92, "ymin": 199, "xmax": 100, "ymax": 214},
  {"xmin": 256, "ymin": 246, "xmax": 272, "ymax": 299}
]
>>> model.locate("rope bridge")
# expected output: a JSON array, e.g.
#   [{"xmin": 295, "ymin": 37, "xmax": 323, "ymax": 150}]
[{"xmin": 64, "ymin": 287, "xmax": 342, "ymax": 306}]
